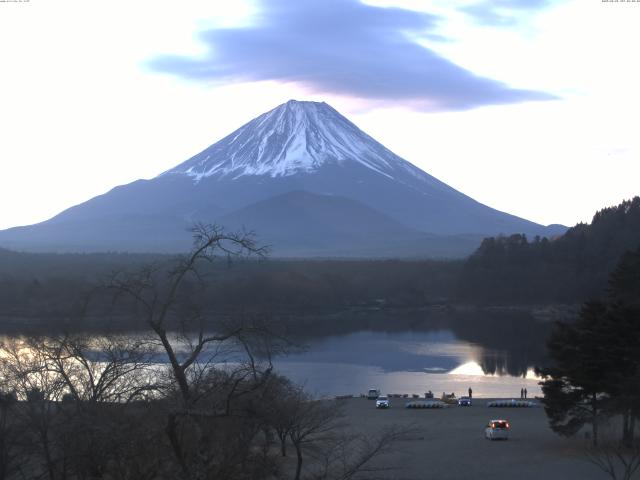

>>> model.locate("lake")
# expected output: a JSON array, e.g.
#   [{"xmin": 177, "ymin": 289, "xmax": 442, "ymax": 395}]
[
  {"xmin": 0, "ymin": 308, "xmax": 555, "ymax": 399},
  {"xmin": 274, "ymin": 309, "xmax": 553, "ymax": 398}
]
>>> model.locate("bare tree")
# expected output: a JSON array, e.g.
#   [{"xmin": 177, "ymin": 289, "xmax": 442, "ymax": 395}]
[
  {"xmin": 286, "ymin": 391, "xmax": 344, "ymax": 480},
  {"xmin": 263, "ymin": 375, "xmax": 298, "ymax": 458},
  {"xmin": 586, "ymin": 441, "xmax": 640, "ymax": 480},
  {"xmin": 106, "ymin": 224, "xmax": 269, "ymax": 403},
  {"xmin": 32, "ymin": 334, "xmax": 159, "ymax": 405},
  {"xmin": 0, "ymin": 337, "xmax": 67, "ymax": 480},
  {"xmin": 0, "ymin": 333, "xmax": 165, "ymax": 480},
  {"xmin": 310, "ymin": 425, "xmax": 415, "ymax": 480},
  {"xmin": 0, "ymin": 392, "xmax": 24, "ymax": 480},
  {"xmin": 584, "ymin": 419, "xmax": 640, "ymax": 480},
  {"xmin": 104, "ymin": 224, "xmax": 282, "ymax": 478},
  {"xmin": 269, "ymin": 383, "xmax": 413, "ymax": 480}
]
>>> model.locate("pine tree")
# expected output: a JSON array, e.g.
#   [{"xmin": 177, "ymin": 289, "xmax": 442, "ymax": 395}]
[
  {"xmin": 538, "ymin": 247, "xmax": 640, "ymax": 446},
  {"xmin": 537, "ymin": 301, "xmax": 613, "ymax": 446}
]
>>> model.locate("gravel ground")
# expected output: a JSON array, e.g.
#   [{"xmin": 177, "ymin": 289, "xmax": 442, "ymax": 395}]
[{"xmin": 337, "ymin": 397, "xmax": 603, "ymax": 480}]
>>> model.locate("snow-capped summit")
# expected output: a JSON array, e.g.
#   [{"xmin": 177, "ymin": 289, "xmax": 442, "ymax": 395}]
[{"xmin": 163, "ymin": 99, "xmax": 423, "ymax": 182}]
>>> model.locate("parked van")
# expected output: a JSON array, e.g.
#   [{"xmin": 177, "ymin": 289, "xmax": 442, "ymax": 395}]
[{"xmin": 367, "ymin": 388, "xmax": 380, "ymax": 399}]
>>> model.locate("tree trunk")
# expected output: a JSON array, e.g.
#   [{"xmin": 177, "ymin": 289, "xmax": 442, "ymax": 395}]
[
  {"xmin": 592, "ymin": 393, "xmax": 599, "ymax": 448},
  {"xmin": 42, "ymin": 437, "xmax": 56, "ymax": 480},
  {"xmin": 276, "ymin": 430, "xmax": 287, "ymax": 457},
  {"xmin": 293, "ymin": 442, "xmax": 303, "ymax": 480},
  {"xmin": 155, "ymin": 328, "xmax": 191, "ymax": 403},
  {"xmin": 623, "ymin": 411, "xmax": 631, "ymax": 447},
  {"xmin": 166, "ymin": 413, "xmax": 190, "ymax": 479},
  {"xmin": 35, "ymin": 414, "xmax": 57, "ymax": 480}
]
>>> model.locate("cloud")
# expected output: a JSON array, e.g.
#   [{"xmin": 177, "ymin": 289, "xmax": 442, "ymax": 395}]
[
  {"xmin": 148, "ymin": 0, "xmax": 556, "ymax": 111},
  {"xmin": 462, "ymin": 0, "xmax": 552, "ymax": 26}
]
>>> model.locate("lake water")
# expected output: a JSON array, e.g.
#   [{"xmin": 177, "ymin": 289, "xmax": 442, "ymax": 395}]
[
  {"xmin": 274, "ymin": 310, "xmax": 552, "ymax": 399},
  {"xmin": 0, "ymin": 309, "xmax": 553, "ymax": 399}
]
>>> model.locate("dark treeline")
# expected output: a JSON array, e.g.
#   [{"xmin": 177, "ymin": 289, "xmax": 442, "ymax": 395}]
[
  {"xmin": 0, "ymin": 251, "xmax": 462, "ymax": 330},
  {"xmin": 0, "ymin": 249, "xmax": 165, "ymax": 324},
  {"xmin": 205, "ymin": 258, "xmax": 460, "ymax": 311},
  {"xmin": 1, "ymin": 197, "xmax": 639, "ymax": 331},
  {"xmin": 459, "ymin": 197, "xmax": 640, "ymax": 304}
]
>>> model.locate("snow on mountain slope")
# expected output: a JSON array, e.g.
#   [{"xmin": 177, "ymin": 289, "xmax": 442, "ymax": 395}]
[
  {"xmin": 162, "ymin": 100, "xmax": 448, "ymax": 192},
  {"xmin": 159, "ymin": 99, "xmax": 549, "ymax": 236}
]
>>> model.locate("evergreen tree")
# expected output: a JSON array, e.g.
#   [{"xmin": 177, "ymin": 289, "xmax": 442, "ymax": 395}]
[
  {"xmin": 538, "ymin": 247, "xmax": 640, "ymax": 446},
  {"xmin": 537, "ymin": 301, "xmax": 613, "ymax": 446},
  {"xmin": 606, "ymin": 247, "xmax": 640, "ymax": 447}
]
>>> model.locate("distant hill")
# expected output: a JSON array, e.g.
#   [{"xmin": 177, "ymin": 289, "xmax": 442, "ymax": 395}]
[
  {"xmin": 459, "ymin": 197, "xmax": 640, "ymax": 303},
  {"xmin": 215, "ymin": 190, "xmax": 486, "ymax": 258}
]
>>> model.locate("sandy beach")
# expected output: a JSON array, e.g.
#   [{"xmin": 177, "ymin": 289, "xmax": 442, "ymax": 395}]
[{"xmin": 337, "ymin": 397, "xmax": 602, "ymax": 480}]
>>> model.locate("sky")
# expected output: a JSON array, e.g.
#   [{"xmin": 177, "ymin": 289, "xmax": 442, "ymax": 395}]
[{"xmin": 0, "ymin": 0, "xmax": 638, "ymax": 230}]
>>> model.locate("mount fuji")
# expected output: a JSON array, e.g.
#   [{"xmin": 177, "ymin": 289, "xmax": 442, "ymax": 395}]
[{"xmin": 0, "ymin": 100, "xmax": 564, "ymax": 257}]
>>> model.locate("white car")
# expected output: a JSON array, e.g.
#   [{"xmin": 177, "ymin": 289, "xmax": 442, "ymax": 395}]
[
  {"xmin": 367, "ymin": 388, "xmax": 380, "ymax": 400},
  {"xmin": 375, "ymin": 395, "xmax": 390, "ymax": 409},
  {"xmin": 485, "ymin": 419, "xmax": 510, "ymax": 440}
]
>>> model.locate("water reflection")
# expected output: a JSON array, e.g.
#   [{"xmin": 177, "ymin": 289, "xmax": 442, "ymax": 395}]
[
  {"xmin": 275, "ymin": 309, "xmax": 552, "ymax": 398},
  {"xmin": 449, "ymin": 361, "xmax": 487, "ymax": 376},
  {"xmin": 0, "ymin": 309, "xmax": 554, "ymax": 399},
  {"xmin": 279, "ymin": 330, "xmax": 472, "ymax": 373},
  {"xmin": 275, "ymin": 360, "xmax": 543, "ymax": 399},
  {"xmin": 449, "ymin": 361, "xmax": 539, "ymax": 379}
]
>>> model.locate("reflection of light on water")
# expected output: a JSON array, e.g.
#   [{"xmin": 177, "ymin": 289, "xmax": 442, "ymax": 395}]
[
  {"xmin": 524, "ymin": 368, "xmax": 541, "ymax": 379},
  {"xmin": 449, "ymin": 361, "xmax": 486, "ymax": 376},
  {"xmin": 398, "ymin": 338, "xmax": 481, "ymax": 359},
  {"xmin": 275, "ymin": 361, "xmax": 543, "ymax": 399},
  {"xmin": 449, "ymin": 362, "xmax": 542, "ymax": 379}
]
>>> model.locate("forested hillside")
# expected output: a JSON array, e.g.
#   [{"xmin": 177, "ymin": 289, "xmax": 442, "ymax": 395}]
[{"xmin": 458, "ymin": 197, "xmax": 640, "ymax": 303}]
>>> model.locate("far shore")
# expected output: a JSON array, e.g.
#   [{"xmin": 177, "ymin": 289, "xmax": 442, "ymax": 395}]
[{"xmin": 0, "ymin": 302, "xmax": 579, "ymax": 333}]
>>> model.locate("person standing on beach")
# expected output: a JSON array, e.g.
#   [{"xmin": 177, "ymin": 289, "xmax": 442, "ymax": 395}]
[
  {"xmin": 524, "ymin": 387, "xmax": 528, "ymax": 399},
  {"xmin": 520, "ymin": 388, "xmax": 524, "ymax": 399},
  {"xmin": 468, "ymin": 387, "xmax": 472, "ymax": 399}
]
